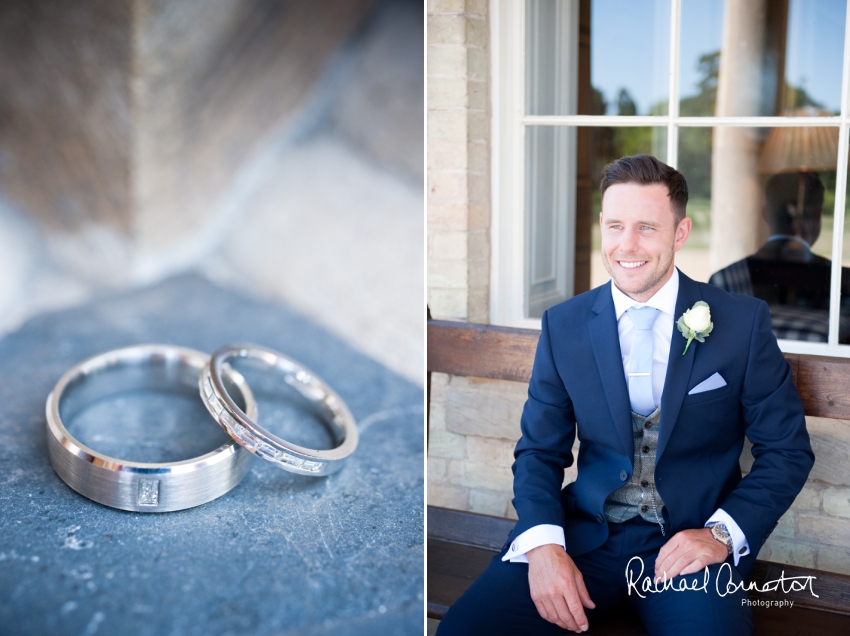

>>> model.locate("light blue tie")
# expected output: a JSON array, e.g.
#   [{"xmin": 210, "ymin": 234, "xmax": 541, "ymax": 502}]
[{"xmin": 626, "ymin": 306, "xmax": 660, "ymax": 416}]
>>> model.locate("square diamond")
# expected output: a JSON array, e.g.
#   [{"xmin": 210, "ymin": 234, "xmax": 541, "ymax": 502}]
[
  {"xmin": 255, "ymin": 442, "xmax": 279, "ymax": 461},
  {"xmin": 278, "ymin": 453, "xmax": 304, "ymax": 469},
  {"xmin": 138, "ymin": 479, "xmax": 160, "ymax": 506},
  {"xmin": 241, "ymin": 430, "xmax": 258, "ymax": 450},
  {"xmin": 208, "ymin": 393, "xmax": 223, "ymax": 414},
  {"xmin": 220, "ymin": 411, "xmax": 237, "ymax": 433}
]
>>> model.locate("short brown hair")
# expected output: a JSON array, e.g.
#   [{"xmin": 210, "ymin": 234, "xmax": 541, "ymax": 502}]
[{"xmin": 599, "ymin": 155, "xmax": 688, "ymax": 222}]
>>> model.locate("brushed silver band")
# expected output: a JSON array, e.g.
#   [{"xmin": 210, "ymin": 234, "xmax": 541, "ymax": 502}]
[
  {"xmin": 200, "ymin": 343, "xmax": 358, "ymax": 476},
  {"xmin": 45, "ymin": 345, "xmax": 257, "ymax": 512}
]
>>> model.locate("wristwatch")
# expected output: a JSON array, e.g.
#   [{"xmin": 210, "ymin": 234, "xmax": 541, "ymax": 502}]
[{"xmin": 708, "ymin": 522, "xmax": 733, "ymax": 556}]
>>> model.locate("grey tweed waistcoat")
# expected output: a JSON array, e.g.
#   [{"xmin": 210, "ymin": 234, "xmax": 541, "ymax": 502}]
[{"xmin": 604, "ymin": 407, "xmax": 666, "ymax": 526}]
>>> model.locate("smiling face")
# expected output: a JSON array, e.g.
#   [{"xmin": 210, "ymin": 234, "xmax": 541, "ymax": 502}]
[{"xmin": 599, "ymin": 182, "xmax": 691, "ymax": 302}]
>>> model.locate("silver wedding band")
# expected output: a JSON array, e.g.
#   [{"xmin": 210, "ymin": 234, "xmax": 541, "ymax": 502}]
[
  {"xmin": 200, "ymin": 343, "xmax": 358, "ymax": 476},
  {"xmin": 45, "ymin": 345, "xmax": 257, "ymax": 512}
]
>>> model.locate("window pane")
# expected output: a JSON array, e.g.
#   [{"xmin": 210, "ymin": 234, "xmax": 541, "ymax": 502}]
[
  {"xmin": 526, "ymin": 0, "xmax": 670, "ymax": 116},
  {"xmin": 680, "ymin": 0, "xmax": 846, "ymax": 117},
  {"xmin": 526, "ymin": 126, "xmax": 576, "ymax": 317},
  {"xmin": 525, "ymin": 126, "xmax": 667, "ymax": 318},
  {"xmin": 526, "ymin": 0, "xmax": 579, "ymax": 116},
  {"xmin": 840, "ymin": 137, "xmax": 850, "ymax": 343},
  {"xmin": 679, "ymin": 126, "xmax": 847, "ymax": 344}
]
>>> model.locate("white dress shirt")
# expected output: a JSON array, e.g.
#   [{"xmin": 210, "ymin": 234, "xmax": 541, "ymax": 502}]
[{"xmin": 504, "ymin": 269, "xmax": 750, "ymax": 566}]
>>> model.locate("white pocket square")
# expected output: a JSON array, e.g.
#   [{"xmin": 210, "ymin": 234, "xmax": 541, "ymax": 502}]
[{"xmin": 688, "ymin": 372, "xmax": 727, "ymax": 395}]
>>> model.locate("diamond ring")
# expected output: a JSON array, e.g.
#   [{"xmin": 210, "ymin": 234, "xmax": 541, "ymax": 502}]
[{"xmin": 200, "ymin": 343, "xmax": 358, "ymax": 476}]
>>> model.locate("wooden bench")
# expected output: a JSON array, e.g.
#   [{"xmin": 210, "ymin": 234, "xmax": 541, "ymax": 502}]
[{"xmin": 427, "ymin": 319, "xmax": 850, "ymax": 634}]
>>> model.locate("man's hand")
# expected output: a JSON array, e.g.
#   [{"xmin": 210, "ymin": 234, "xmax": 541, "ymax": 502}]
[
  {"xmin": 654, "ymin": 528, "xmax": 728, "ymax": 582},
  {"xmin": 526, "ymin": 544, "xmax": 595, "ymax": 633}
]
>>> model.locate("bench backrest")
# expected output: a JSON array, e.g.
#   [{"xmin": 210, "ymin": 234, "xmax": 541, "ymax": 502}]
[{"xmin": 428, "ymin": 319, "xmax": 850, "ymax": 420}]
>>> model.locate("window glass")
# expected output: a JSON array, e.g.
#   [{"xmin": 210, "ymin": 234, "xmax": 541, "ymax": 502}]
[
  {"xmin": 784, "ymin": 0, "xmax": 845, "ymax": 115},
  {"xmin": 677, "ymin": 126, "xmax": 846, "ymax": 343},
  {"xmin": 526, "ymin": 126, "xmax": 576, "ymax": 318},
  {"xmin": 590, "ymin": 0, "xmax": 670, "ymax": 116},
  {"xmin": 526, "ymin": 0, "xmax": 670, "ymax": 116},
  {"xmin": 679, "ymin": 0, "xmax": 846, "ymax": 117},
  {"xmin": 839, "ymin": 137, "xmax": 850, "ymax": 342},
  {"xmin": 678, "ymin": 0, "xmax": 724, "ymax": 117},
  {"xmin": 514, "ymin": 0, "xmax": 850, "ymax": 344}
]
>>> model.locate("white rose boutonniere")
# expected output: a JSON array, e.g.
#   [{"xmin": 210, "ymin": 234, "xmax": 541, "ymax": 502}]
[{"xmin": 677, "ymin": 301, "xmax": 713, "ymax": 355}]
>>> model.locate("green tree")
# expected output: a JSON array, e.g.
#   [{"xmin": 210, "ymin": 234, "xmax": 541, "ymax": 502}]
[
  {"xmin": 592, "ymin": 87, "xmax": 607, "ymax": 115},
  {"xmin": 785, "ymin": 84, "xmax": 826, "ymax": 111},
  {"xmin": 676, "ymin": 50, "xmax": 721, "ymax": 199},
  {"xmin": 679, "ymin": 50, "xmax": 720, "ymax": 117},
  {"xmin": 616, "ymin": 88, "xmax": 637, "ymax": 116}
]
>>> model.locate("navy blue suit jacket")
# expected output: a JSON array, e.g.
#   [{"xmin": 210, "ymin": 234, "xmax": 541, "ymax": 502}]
[{"xmin": 510, "ymin": 270, "xmax": 814, "ymax": 577}]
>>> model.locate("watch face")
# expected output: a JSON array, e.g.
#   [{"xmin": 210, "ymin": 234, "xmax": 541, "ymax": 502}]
[{"xmin": 711, "ymin": 523, "xmax": 733, "ymax": 553}]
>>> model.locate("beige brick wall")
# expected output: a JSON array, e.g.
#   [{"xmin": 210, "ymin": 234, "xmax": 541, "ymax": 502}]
[
  {"xmin": 428, "ymin": 372, "xmax": 580, "ymax": 519},
  {"xmin": 426, "ymin": 0, "xmax": 489, "ymax": 323},
  {"xmin": 428, "ymin": 373, "xmax": 519, "ymax": 517},
  {"xmin": 746, "ymin": 417, "xmax": 850, "ymax": 575},
  {"xmin": 425, "ymin": 0, "xmax": 850, "ymax": 578}
]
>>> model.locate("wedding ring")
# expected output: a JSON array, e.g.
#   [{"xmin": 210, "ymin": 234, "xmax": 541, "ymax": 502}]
[
  {"xmin": 200, "ymin": 343, "xmax": 358, "ymax": 476},
  {"xmin": 45, "ymin": 345, "xmax": 257, "ymax": 512}
]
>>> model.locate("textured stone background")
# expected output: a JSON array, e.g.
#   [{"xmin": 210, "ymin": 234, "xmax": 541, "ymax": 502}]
[
  {"xmin": 0, "ymin": 0, "xmax": 377, "ymax": 248},
  {"xmin": 0, "ymin": 0, "xmax": 424, "ymax": 386},
  {"xmin": 0, "ymin": 276, "xmax": 423, "ymax": 635}
]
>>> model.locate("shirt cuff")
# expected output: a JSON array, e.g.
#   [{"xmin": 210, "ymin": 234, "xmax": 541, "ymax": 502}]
[
  {"xmin": 501, "ymin": 524, "xmax": 565, "ymax": 563},
  {"xmin": 706, "ymin": 508, "xmax": 750, "ymax": 567}
]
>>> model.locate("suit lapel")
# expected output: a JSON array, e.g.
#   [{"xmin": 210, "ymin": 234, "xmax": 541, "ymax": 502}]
[
  {"xmin": 657, "ymin": 270, "xmax": 701, "ymax": 461},
  {"xmin": 588, "ymin": 283, "xmax": 633, "ymax": 457}
]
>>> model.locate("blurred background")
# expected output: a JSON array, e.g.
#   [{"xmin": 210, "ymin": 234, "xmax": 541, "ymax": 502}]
[{"xmin": 0, "ymin": 0, "xmax": 424, "ymax": 385}]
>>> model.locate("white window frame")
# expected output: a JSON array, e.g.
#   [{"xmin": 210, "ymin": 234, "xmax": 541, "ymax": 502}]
[{"xmin": 490, "ymin": 0, "xmax": 850, "ymax": 356}]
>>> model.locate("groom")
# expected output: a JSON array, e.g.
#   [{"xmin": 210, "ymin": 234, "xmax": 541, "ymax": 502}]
[{"xmin": 437, "ymin": 155, "xmax": 814, "ymax": 635}]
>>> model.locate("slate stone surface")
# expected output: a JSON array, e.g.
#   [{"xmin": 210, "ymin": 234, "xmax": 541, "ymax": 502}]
[{"xmin": 0, "ymin": 275, "xmax": 424, "ymax": 635}]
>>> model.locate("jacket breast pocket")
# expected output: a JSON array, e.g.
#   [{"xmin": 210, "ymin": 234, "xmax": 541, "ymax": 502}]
[{"xmin": 681, "ymin": 382, "xmax": 734, "ymax": 406}]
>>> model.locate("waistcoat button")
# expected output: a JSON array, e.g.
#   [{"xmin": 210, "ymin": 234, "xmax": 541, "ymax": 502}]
[{"xmin": 619, "ymin": 470, "xmax": 628, "ymax": 481}]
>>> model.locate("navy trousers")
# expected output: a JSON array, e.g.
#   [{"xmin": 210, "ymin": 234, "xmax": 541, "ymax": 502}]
[{"xmin": 436, "ymin": 517, "xmax": 753, "ymax": 636}]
